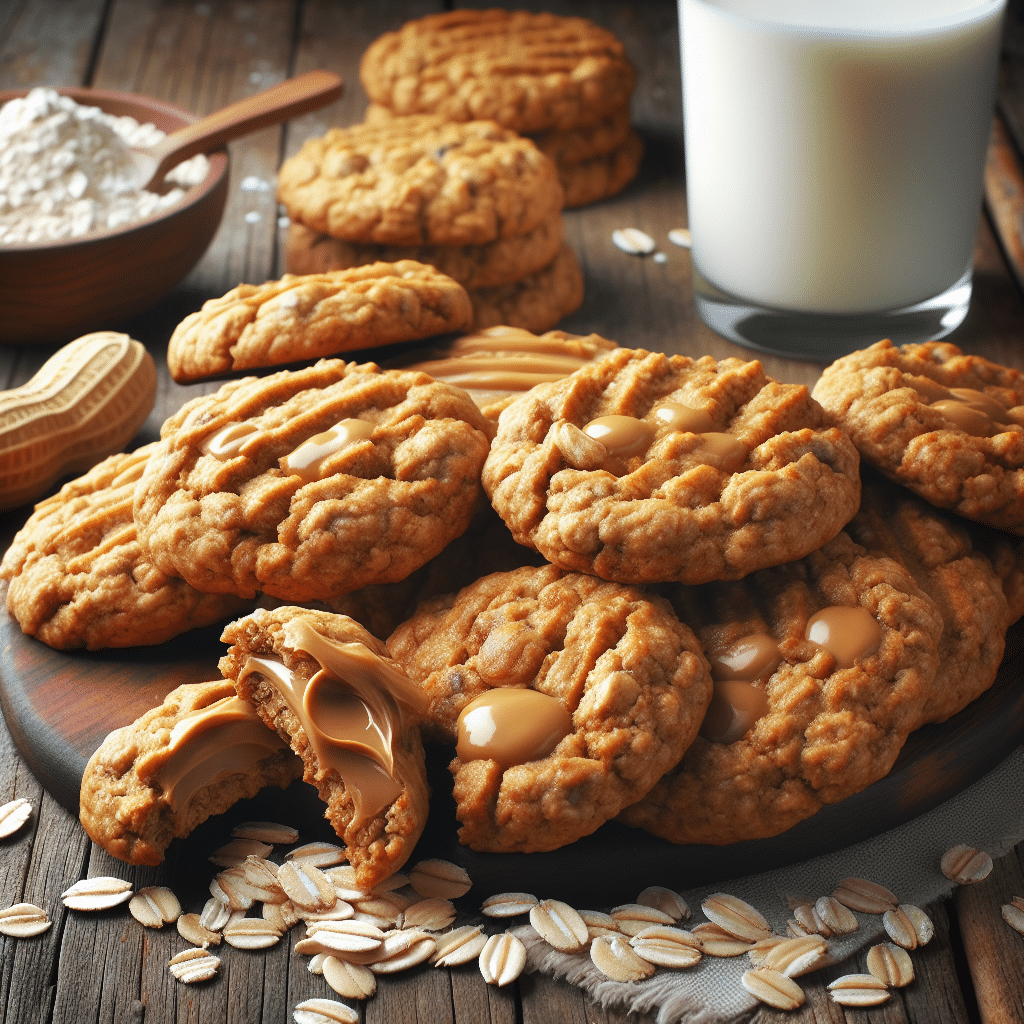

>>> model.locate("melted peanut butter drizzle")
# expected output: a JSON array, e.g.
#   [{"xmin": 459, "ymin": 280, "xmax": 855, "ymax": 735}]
[
  {"xmin": 805, "ymin": 606, "xmax": 882, "ymax": 669},
  {"xmin": 906, "ymin": 376, "xmax": 1024, "ymax": 437},
  {"xmin": 280, "ymin": 419, "xmax": 375, "ymax": 482},
  {"xmin": 201, "ymin": 421, "xmax": 262, "ymax": 459},
  {"xmin": 154, "ymin": 694, "xmax": 289, "ymax": 813},
  {"xmin": 237, "ymin": 618, "xmax": 427, "ymax": 828},
  {"xmin": 455, "ymin": 687, "xmax": 573, "ymax": 768}
]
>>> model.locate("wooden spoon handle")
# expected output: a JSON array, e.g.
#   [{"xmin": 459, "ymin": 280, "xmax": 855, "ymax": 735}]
[{"xmin": 146, "ymin": 69, "xmax": 343, "ymax": 185}]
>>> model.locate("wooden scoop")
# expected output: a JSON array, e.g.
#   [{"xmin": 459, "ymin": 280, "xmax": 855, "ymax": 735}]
[{"xmin": 131, "ymin": 69, "xmax": 343, "ymax": 191}]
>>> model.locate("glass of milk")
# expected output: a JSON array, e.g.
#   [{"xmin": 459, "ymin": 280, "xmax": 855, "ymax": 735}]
[{"xmin": 679, "ymin": 0, "xmax": 1006, "ymax": 359}]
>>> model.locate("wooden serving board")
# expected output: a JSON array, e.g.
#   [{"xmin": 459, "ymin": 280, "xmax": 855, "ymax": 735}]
[{"xmin": 1, "ymin": 579, "xmax": 1022, "ymax": 905}]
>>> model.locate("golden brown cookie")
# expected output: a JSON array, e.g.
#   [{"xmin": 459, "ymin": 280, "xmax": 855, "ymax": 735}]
[
  {"xmin": 618, "ymin": 521, "xmax": 945, "ymax": 847},
  {"xmin": 530, "ymin": 106, "xmax": 633, "ymax": 167},
  {"xmin": 1, "ymin": 445, "xmax": 249, "ymax": 650},
  {"xmin": 359, "ymin": 9, "xmax": 636, "ymax": 135},
  {"xmin": 812, "ymin": 339, "xmax": 1024, "ymax": 534},
  {"xmin": 284, "ymin": 216, "xmax": 564, "ymax": 290},
  {"xmin": 220, "ymin": 606, "xmax": 430, "ymax": 889},
  {"xmin": 386, "ymin": 564, "xmax": 712, "ymax": 854},
  {"xmin": 133, "ymin": 359, "xmax": 492, "ymax": 602},
  {"xmin": 80, "ymin": 680, "xmax": 302, "ymax": 866},
  {"xmin": 483, "ymin": 347, "xmax": 862, "ymax": 585},
  {"xmin": 466, "ymin": 242, "xmax": 584, "ymax": 333},
  {"xmin": 389, "ymin": 324, "xmax": 618, "ymax": 420},
  {"xmin": 277, "ymin": 115, "xmax": 563, "ymax": 247},
  {"xmin": 166, "ymin": 263, "xmax": 473, "ymax": 384},
  {"xmin": 556, "ymin": 128, "xmax": 643, "ymax": 208}
]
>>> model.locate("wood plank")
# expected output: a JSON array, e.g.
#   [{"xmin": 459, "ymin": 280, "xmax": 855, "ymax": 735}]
[{"xmin": 0, "ymin": 0, "xmax": 106, "ymax": 89}]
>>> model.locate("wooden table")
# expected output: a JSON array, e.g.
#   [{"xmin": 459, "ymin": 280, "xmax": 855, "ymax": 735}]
[{"xmin": 1, "ymin": 2, "xmax": 1024, "ymax": 1021}]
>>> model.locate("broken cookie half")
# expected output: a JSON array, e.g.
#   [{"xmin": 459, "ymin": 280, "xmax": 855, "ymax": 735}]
[{"xmin": 219, "ymin": 606, "xmax": 430, "ymax": 890}]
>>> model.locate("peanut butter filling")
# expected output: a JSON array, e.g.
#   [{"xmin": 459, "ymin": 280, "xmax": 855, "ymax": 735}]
[
  {"xmin": 201, "ymin": 421, "xmax": 262, "ymax": 459},
  {"xmin": 455, "ymin": 687, "xmax": 573, "ymax": 768},
  {"xmin": 153, "ymin": 693, "xmax": 289, "ymax": 813},
  {"xmin": 238, "ymin": 617, "xmax": 427, "ymax": 828},
  {"xmin": 805, "ymin": 605, "xmax": 882, "ymax": 669},
  {"xmin": 280, "ymin": 418, "xmax": 375, "ymax": 482}
]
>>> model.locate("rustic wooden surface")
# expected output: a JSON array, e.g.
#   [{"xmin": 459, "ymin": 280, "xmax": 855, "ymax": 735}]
[{"xmin": 1, "ymin": 1, "xmax": 1024, "ymax": 1022}]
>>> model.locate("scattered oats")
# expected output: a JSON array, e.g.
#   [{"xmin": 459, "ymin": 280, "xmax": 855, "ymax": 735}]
[
  {"xmin": 579, "ymin": 909, "xmax": 620, "ymax": 940},
  {"xmin": 941, "ymin": 845, "xmax": 993, "ymax": 885},
  {"xmin": 653, "ymin": 251, "xmax": 667, "ymax": 264},
  {"xmin": 293, "ymin": 997, "xmax": 358, "ymax": 1024},
  {"xmin": 691, "ymin": 922, "xmax": 753, "ymax": 956},
  {"xmin": 591, "ymin": 934, "xmax": 656, "ymax": 982},
  {"xmin": 408, "ymin": 859, "xmax": 471, "ymax": 899},
  {"xmin": 369, "ymin": 928, "xmax": 436, "ymax": 973},
  {"xmin": 814, "ymin": 895, "xmax": 858, "ymax": 935},
  {"xmin": 299, "ymin": 919, "xmax": 384, "ymax": 957},
  {"xmin": 325, "ymin": 866, "xmax": 367, "ymax": 902},
  {"xmin": 751, "ymin": 934, "xmax": 828, "ymax": 978},
  {"xmin": 199, "ymin": 896, "xmax": 231, "ymax": 932},
  {"xmin": 481, "ymin": 892, "xmax": 539, "ymax": 918},
  {"xmin": 881, "ymin": 906, "xmax": 919, "ymax": 950},
  {"xmin": 0, "ymin": 903, "xmax": 51, "ymax": 937},
  {"xmin": 0, "ymin": 798, "xmax": 32, "ymax": 839},
  {"xmin": 242, "ymin": 856, "xmax": 286, "ymax": 903},
  {"xmin": 668, "ymin": 227, "xmax": 692, "ymax": 248},
  {"xmin": 432, "ymin": 925, "xmax": 487, "ymax": 967},
  {"xmin": 401, "ymin": 896, "xmax": 456, "ymax": 932},
  {"xmin": 61, "ymin": 876, "xmax": 133, "ymax": 911},
  {"xmin": 287, "ymin": 842, "xmax": 346, "ymax": 868},
  {"xmin": 168, "ymin": 947, "xmax": 220, "ymax": 984},
  {"xmin": 279, "ymin": 859, "xmax": 337, "ymax": 912},
  {"xmin": 831, "ymin": 877, "xmax": 897, "ymax": 914},
  {"xmin": 370, "ymin": 872, "xmax": 409, "ymax": 894},
  {"xmin": 612, "ymin": 227, "xmax": 656, "ymax": 256},
  {"xmin": 210, "ymin": 837, "xmax": 272, "ymax": 867},
  {"xmin": 308, "ymin": 952, "xmax": 329, "ymax": 975},
  {"xmin": 629, "ymin": 925, "xmax": 702, "ymax": 969},
  {"xmin": 902, "ymin": 904, "xmax": 933, "ymax": 945},
  {"xmin": 790, "ymin": 903, "xmax": 829, "ymax": 937},
  {"xmin": 232, "ymin": 820, "xmax": 299, "ymax": 845},
  {"xmin": 479, "ymin": 931, "xmax": 527, "ymax": 987},
  {"xmin": 740, "ymin": 968, "xmax": 805, "ymax": 1010},
  {"xmin": 529, "ymin": 899, "xmax": 589, "ymax": 953},
  {"xmin": 866, "ymin": 942, "xmax": 915, "ymax": 987},
  {"xmin": 1001, "ymin": 896, "xmax": 1024, "ymax": 935},
  {"xmin": 322, "ymin": 956, "xmax": 377, "ymax": 999},
  {"xmin": 828, "ymin": 973, "xmax": 890, "ymax": 1007},
  {"xmin": 637, "ymin": 886, "xmax": 690, "ymax": 922},
  {"xmin": 350, "ymin": 909, "xmax": 395, "ymax": 930},
  {"xmin": 177, "ymin": 913, "xmax": 222, "ymax": 947},
  {"xmin": 610, "ymin": 903, "xmax": 676, "ymax": 936},
  {"xmin": 212, "ymin": 867, "xmax": 255, "ymax": 910},
  {"xmin": 303, "ymin": 901, "xmax": 355, "ymax": 925},
  {"xmin": 245, "ymin": 211, "xmax": 262, "ymax": 224},
  {"xmin": 354, "ymin": 890, "xmax": 411, "ymax": 920},
  {"xmin": 223, "ymin": 916, "xmax": 283, "ymax": 949},
  {"xmin": 128, "ymin": 886, "xmax": 181, "ymax": 928},
  {"xmin": 240, "ymin": 176, "xmax": 272, "ymax": 193},
  {"xmin": 701, "ymin": 893, "xmax": 772, "ymax": 942}
]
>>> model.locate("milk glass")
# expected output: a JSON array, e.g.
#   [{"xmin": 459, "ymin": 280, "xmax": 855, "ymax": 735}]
[{"xmin": 679, "ymin": 0, "xmax": 1007, "ymax": 359}]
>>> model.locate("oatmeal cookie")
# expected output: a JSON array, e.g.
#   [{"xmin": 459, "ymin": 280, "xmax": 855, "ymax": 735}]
[
  {"xmin": 133, "ymin": 359, "xmax": 492, "ymax": 602},
  {"xmin": 618, "ymin": 523, "xmax": 944, "ymax": 846},
  {"xmin": 80, "ymin": 680, "xmax": 302, "ymax": 866},
  {"xmin": 220, "ymin": 606, "xmax": 430, "ymax": 888},
  {"xmin": 284, "ymin": 216, "xmax": 564, "ymax": 290},
  {"xmin": 1, "ymin": 446, "xmax": 249, "ymax": 650},
  {"xmin": 386, "ymin": 564, "xmax": 713, "ymax": 854},
  {"xmin": 359, "ymin": 9, "xmax": 636, "ymax": 135},
  {"xmin": 166, "ymin": 262, "xmax": 473, "ymax": 384},
  {"xmin": 483, "ymin": 347, "xmax": 861, "ymax": 585},
  {"xmin": 277, "ymin": 115, "xmax": 563, "ymax": 247},
  {"xmin": 812, "ymin": 339, "xmax": 1024, "ymax": 533},
  {"xmin": 530, "ymin": 107, "xmax": 633, "ymax": 167},
  {"xmin": 466, "ymin": 242, "xmax": 584, "ymax": 333},
  {"xmin": 556, "ymin": 128, "xmax": 643, "ymax": 208},
  {"xmin": 389, "ymin": 324, "xmax": 618, "ymax": 421}
]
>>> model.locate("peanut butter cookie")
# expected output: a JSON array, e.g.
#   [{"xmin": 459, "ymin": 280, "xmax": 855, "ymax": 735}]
[
  {"xmin": 812, "ymin": 339, "xmax": 1024, "ymax": 534},
  {"xmin": 530, "ymin": 107, "xmax": 633, "ymax": 167},
  {"xmin": 618, "ymin": 519, "xmax": 945, "ymax": 846},
  {"xmin": 483, "ymin": 347, "xmax": 861, "ymax": 585},
  {"xmin": 284, "ymin": 216, "xmax": 564, "ymax": 290},
  {"xmin": 386, "ymin": 564, "xmax": 712, "ymax": 854},
  {"xmin": 80, "ymin": 679, "xmax": 302, "ymax": 866},
  {"xmin": 556, "ymin": 129, "xmax": 643, "ymax": 208},
  {"xmin": 220, "ymin": 606, "xmax": 430, "ymax": 889},
  {"xmin": 133, "ymin": 359, "xmax": 492, "ymax": 602},
  {"xmin": 277, "ymin": 115, "xmax": 562, "ymax": 247},
  {"xmin": 1, "ymin": 446, "xmax": 249, "ymax": 650},
  {"xmin": 359, "ymin": 9, "xmax": 636, "ymax": 135},
  {"xmin": 166, "ymin": 262, "xmax": 473, "ymax": 384}
]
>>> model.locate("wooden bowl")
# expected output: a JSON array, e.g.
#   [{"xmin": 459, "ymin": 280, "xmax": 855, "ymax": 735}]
[{"xmin": 0, "ymin": 87, "xmax": 230, "ymax": 345}]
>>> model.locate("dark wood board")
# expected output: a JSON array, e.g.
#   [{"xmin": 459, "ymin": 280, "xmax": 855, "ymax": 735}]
[{"xmin": 2, "ymin": 577, "xmax": 1021, "ymax": 905}]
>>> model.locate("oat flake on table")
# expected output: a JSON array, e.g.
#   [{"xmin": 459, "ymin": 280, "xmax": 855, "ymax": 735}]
[{"xmin": 0, "ymin": 87, "xmax": 208, "ymax": 244}]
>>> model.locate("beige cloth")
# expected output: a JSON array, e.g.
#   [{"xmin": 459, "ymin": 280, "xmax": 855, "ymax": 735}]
[{"xmin": 514, "ymin": 743, "xmax": 1024, "ymax": 1024}]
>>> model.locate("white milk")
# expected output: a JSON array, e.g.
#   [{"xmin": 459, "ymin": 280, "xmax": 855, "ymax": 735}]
[{"xmin": 680, "ymin": 0, "xmax": 1005, "ymax": 314}]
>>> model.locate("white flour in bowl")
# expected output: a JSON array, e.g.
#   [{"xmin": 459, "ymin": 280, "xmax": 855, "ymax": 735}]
[{"xmin": 0, "ymin": 87, "xmax": 210, "ymax": 245}]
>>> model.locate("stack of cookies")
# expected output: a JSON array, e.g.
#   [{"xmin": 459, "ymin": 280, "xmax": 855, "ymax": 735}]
[
  {"xmin": 279, "ymin": 113, "xmax": 584, "ymax": 334},
  {"xmin": 358, "ymin": 8, "xmax": 642, "ymax": 208}
]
